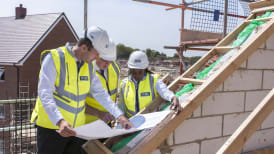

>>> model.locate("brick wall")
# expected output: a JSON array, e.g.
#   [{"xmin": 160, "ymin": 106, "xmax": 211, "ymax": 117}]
[
  {"xmin": 0, "ymin": 17, "xmax": 77, "ymax": 99},
  {"xmin": 0, "ymin": 66, "xmax": 18, "ymax": 99},
  {"xmin": 152, "ymin": 34, "xmax": 274, "ymax": 154},
  {"xmin": 18, "ymin": 18, "xmax": 77, "ymax": 98}
]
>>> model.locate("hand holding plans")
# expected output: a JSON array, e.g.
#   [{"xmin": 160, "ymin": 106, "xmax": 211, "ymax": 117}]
[{"xmin": 74, "ymin": 110, "xmax": 170, "ymax": 140}]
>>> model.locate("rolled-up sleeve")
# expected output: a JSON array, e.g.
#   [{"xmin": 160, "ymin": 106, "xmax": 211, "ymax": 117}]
[
  {"xmin": 90, "ymin": 73, "xmax": 123, "ymax": 119},
  {"xmin": 38, "ymin": 54, "xmax": 63, "ymax": 126},
  {"xmin": 155, "ymin": 78, "xmax": 175, "ymax": 102}
]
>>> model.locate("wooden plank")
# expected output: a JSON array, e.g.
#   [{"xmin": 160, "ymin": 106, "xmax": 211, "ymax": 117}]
[
  {"xmin": 83, "ymin": 140, "xmax": 113, "ymax": 154},
  {"xmin": 180, "ymin": 77, "xmax": 204, "ymax": 85},
  {"xmin": 252, "ymin": 5, "xmax": 274, "ymax": 14},
  {"xmin": 249, "ymin": 0, "xmax": 274, "ymax": 11},
  {"xmin": 129, "ymin": 17, "xmax": 274, "ymax": 154},
  {"xmin": 181, "ymin": 29, "xmax": 222, "ymax": 42},
  {"xmin": 182, "ymin": 38, "xmax": 221, "ymax": 46},
  {"xmin": 246, "ymin": 17, "xmax": 273, "ymax": 23},
  {"xmin": 215, "ymin": 46, "xmax": 236, "ymax": 54},
  {"xmin": 217, "ymin": 88, "xmax": 274, "ymax": 154}
]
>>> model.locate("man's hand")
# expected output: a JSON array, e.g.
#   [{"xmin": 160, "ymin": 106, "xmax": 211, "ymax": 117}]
[
  {"xmin": 56, "ymin": 119, "xmax": 76, "ymax": 137},
  {"xmin": 117, "ymin": 115, "xmax": 134, "ymax": 129},
  {"xmin": 170, "ymin": 96, "xmax": 183, "ymax": 114},
  {"xmin": 99, "ymin": 112, "xmax": 115, "ymax": 123},
  {"xmin": 85, "ymin": 105, "xmax": 115, "ymax": 123}
]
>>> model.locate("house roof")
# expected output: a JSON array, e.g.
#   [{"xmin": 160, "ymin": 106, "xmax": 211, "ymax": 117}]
[{"xmin": 0, "ymin": 13, "xmax": 78, "ymax": 66}]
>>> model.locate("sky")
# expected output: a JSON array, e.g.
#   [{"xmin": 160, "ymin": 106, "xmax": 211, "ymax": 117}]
[{"xmin": 0, "ymin": 0, "xmax": 247, "ymax": 57}]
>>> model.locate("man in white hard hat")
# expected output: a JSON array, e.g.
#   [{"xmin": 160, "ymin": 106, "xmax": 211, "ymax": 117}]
[
  {"xmin": 31, "ymin": 26, "xmax": 133, "ymax": 154},
  {"xmin": 85, "ymin": 39, "xmax": 119, "ymax": 124},
  {"xmin": 119, "ymin": 51, "xmax": 182, "ymax": 118}
]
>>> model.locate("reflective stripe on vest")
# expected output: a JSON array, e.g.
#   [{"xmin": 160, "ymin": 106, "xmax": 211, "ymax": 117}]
[
  {"xmin": 54, "ymin": 97, "xmax": 85, "ymax": 114},
  {"xmin": 110, "ymin": 61, "xmax": 120, "ymax": 96},
  {"xmin": 55, "ymin": 48, "xmax": 87, "ymax": 102}
]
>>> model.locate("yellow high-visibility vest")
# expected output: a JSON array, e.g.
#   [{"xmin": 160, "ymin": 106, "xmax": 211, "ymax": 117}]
[
  {"xmin": 31, "ymin": 46, "xmax": 93, "ymax": 129},
  {"xmin": 85, "ymin": 61, "xmax": 120, "ymax": 123},
  {"xmin": 120, "ymin": 73, "xmax": 159, "ymax": 117}
]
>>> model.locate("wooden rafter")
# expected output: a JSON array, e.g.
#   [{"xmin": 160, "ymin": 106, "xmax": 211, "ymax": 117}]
[
  {"xmin": 249, "ymin": 0, "xmax": 274, "ymax": 11},
  {"xmin": 217, "ymin": 88, "xmax": 274, "ymax": 154}
]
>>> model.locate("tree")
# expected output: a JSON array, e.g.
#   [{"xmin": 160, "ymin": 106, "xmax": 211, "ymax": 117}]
[
  {"xmin": 116, "ymin": 44, "xmax": 136, "ymax": 59},
  {"xmin": 146, "ymin": 48, "xmax": 153, "ymax": 59},
  {"xmin": 145, "ymin": 48, "xmax": 167, "ymax": 61},
  {"xmin": 116, "ymin": 44, "xmax": 169, "ymax": 61},
  {"xmin": 173, "ymin": 53, "xmax": 179, "ymax": 58}
]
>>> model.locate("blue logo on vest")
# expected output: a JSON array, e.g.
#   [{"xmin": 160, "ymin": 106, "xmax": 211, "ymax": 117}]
[
  {"xmin": 141, "ymin": 92, "xmax": 150, "ymax": 97},
  {"xmin": 80, "ymin": 76, "xmax": 88, "ymax": 81}
]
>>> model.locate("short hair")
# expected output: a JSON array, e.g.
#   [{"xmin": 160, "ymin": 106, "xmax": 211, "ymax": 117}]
[{"xmin": 77, "ymin": 38, "xmax": 93, "ymax": 51}]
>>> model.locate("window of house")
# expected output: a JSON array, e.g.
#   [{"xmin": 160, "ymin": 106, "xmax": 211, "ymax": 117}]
[
  {"xmin": 0, "ymin": 67, "xmax": 4, "ymax": 81},
  {"xmin": 0, "ymin": 105, "xmax": 4, "ymax": 119}
]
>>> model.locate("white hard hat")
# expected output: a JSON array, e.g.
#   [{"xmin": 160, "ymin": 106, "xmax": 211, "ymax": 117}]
[
  {"xmin": 102, "ymin": 39, "xmax": 116, "ymax": 61},
  {"xmin": 85, "ymin": 26, "xmax": 116, "ymax": 61},
  {"xmin": 128, "ymin": 51, "xmax": 149, "ymax": 69}
]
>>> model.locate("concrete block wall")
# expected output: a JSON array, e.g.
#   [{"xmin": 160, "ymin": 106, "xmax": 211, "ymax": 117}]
[{"xmin": 153, "ymin": 34, "xmax": 274, "ymax": 154}]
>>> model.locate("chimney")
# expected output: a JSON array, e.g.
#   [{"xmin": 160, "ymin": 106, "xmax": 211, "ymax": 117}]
[{"xmin": 15, "ymin": 4, "xmax": 26, "ymax": 19}]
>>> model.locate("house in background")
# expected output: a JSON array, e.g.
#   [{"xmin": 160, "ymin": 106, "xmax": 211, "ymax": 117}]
[
  {"xmin": 0, "ymin": 5, "xmax": 79, "ymax": 153},
  {"xmin": 0, "ymin": 4, "xmax": 78, "ymax": 100}
]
